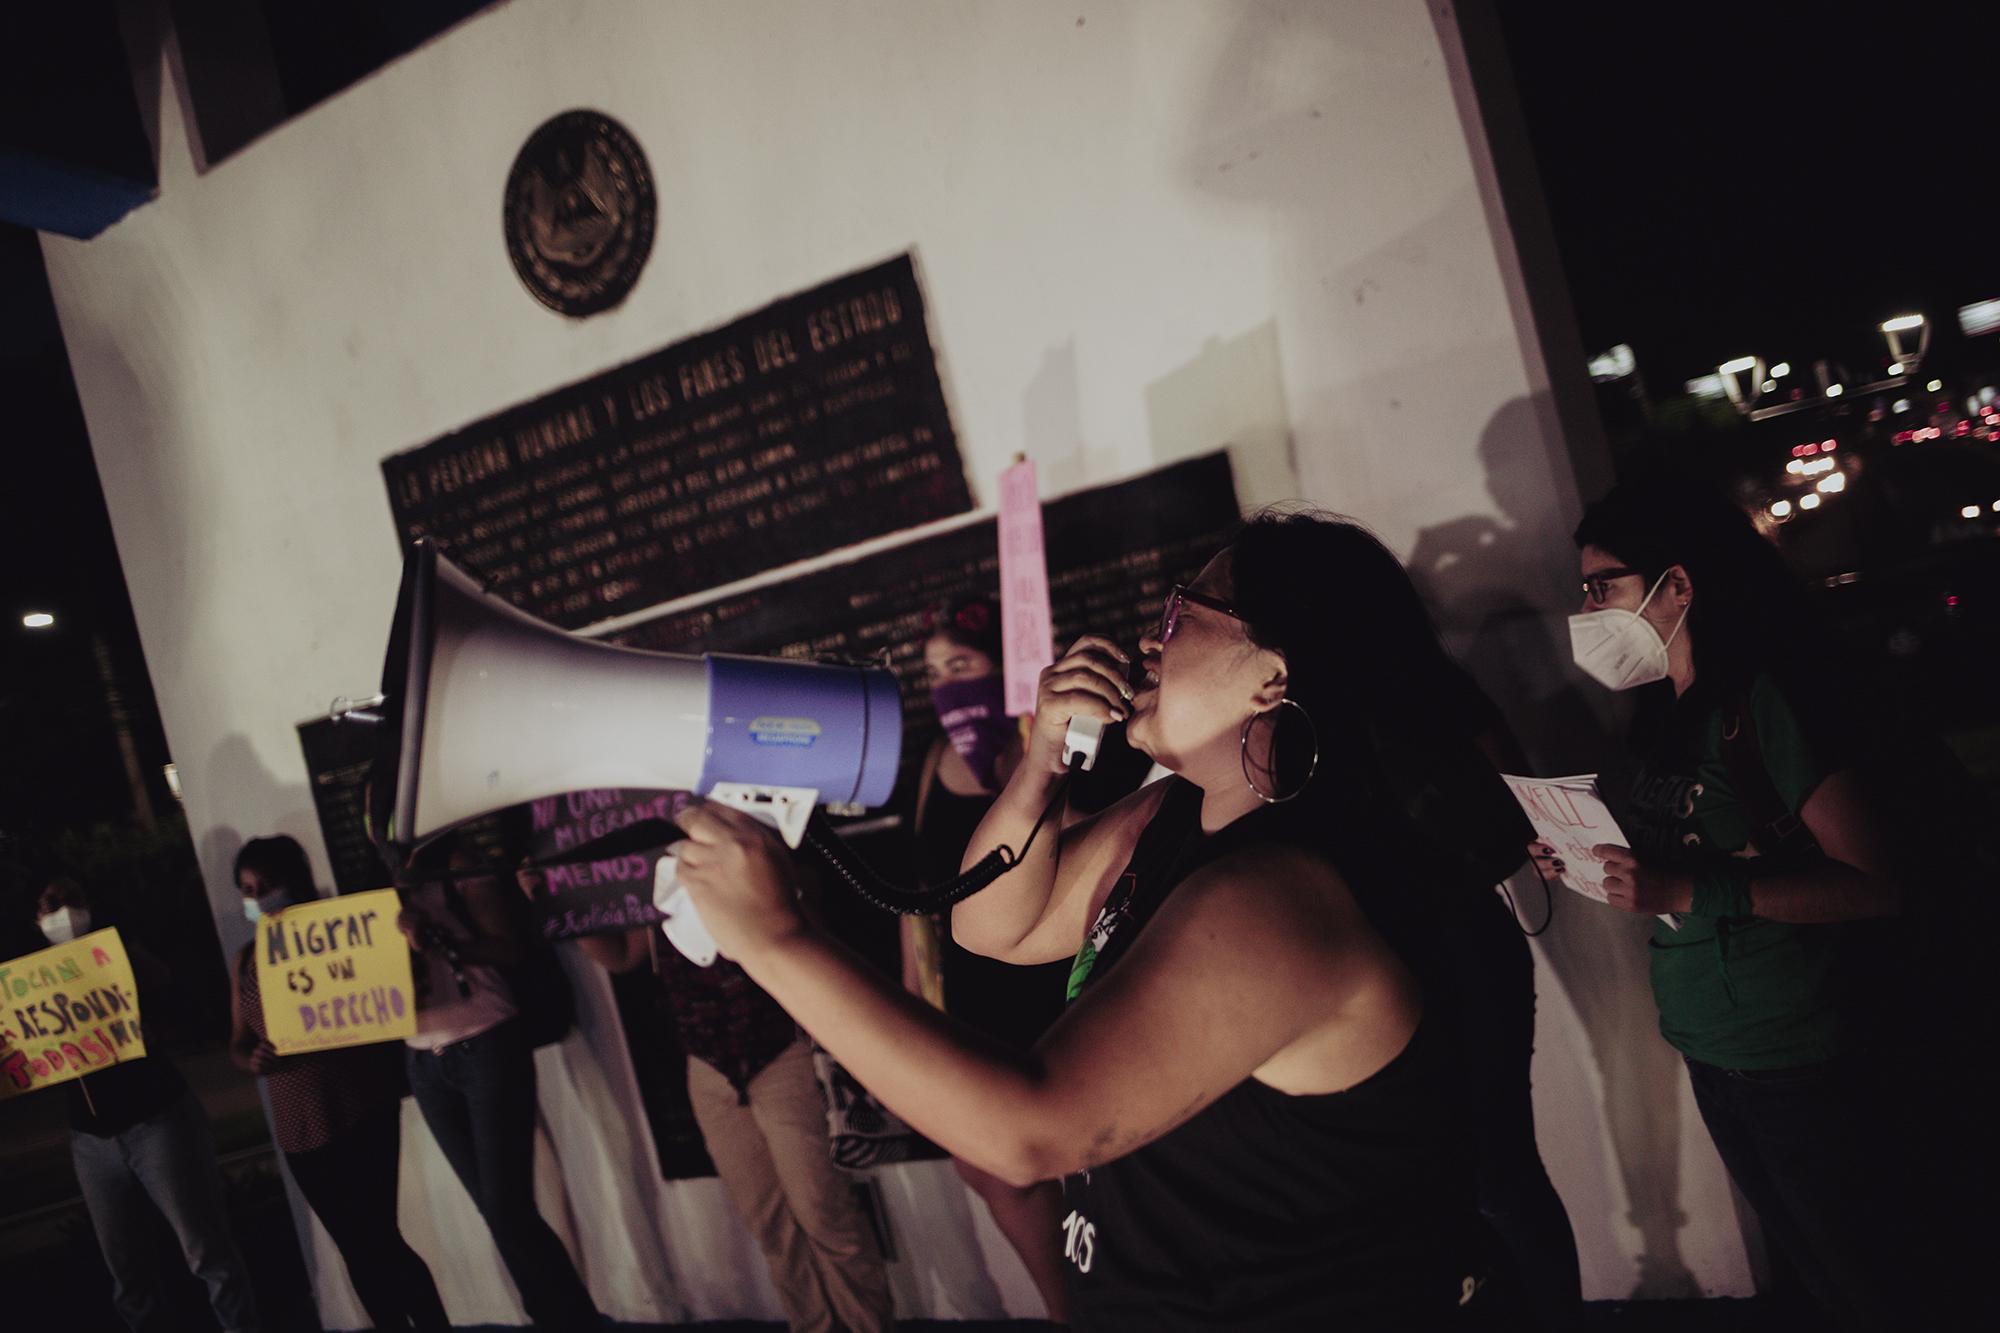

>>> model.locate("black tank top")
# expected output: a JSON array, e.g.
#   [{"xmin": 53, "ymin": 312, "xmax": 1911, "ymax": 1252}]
[{"xmin": 1062, "ymin": 778, "xmax": 1481, "ymax": 1330}]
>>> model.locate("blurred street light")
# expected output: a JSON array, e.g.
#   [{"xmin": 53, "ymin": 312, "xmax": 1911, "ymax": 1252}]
[
  {"xmin": 1770, "ymin": 362, "xmax": 1792, "ymax": 378},
  {"xmin": 1879, "ymin": 313, "xmax": 1929, "ymax": 369},
  {"xmin": 21, "ymin": 611, "xmax": 54, "ymax": 629},
  {"xmin": 1800, "ymin": 494, "xmax": 1822, "ymax": 510},
  {"xmin": 1826, "ymin": 384, "xmax": 1845, "ymax": 398}
]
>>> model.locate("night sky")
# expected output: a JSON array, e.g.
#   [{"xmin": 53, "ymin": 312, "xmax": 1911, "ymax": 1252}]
[{"xmin": 1496, "ymin": 2, "xmax": 2000, "ymax": 387}]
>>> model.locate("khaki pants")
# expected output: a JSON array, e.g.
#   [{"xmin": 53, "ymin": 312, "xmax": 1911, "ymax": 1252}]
[{"xmin": 686, "ymin": 1037, "xmax": 896, "ymax": 1333}]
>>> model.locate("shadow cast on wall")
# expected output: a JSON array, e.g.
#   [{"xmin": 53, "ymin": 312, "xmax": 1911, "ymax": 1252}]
[{"xmin": 1409, "ymin": 396, "xmax": 1703, "ymax": 1299}]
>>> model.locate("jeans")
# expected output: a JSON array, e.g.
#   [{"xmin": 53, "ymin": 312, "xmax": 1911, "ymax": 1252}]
[
  {"xmin": 405, "ymin": 1019, "xmax": 600, "ymax": 1330},
  {"xmin": 1685, "ymin": 1055, "xmax": 1934, "ymax": 1331},
  {"xmin": 285, "ymin": 1102, "xmax": 449, "ymax": 1331},
  {"xmin": 70, "ymin": 1086, "xmax": 261, "ymax": 1333}
]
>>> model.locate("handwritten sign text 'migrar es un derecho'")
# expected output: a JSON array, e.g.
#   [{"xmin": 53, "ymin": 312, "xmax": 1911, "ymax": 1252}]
[
  {"xmin": 0, "ymin": 928, "xmax": 147, "ymax": 1098},
  {"xmin": 257, "ymin": 890, "xmax": 416, "ymax": 1054}
]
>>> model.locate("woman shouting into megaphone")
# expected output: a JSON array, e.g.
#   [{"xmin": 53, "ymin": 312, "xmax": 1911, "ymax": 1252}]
[{"xmin": 674, "ymin": 511, "xmax": 1524, "ymax": 1331}]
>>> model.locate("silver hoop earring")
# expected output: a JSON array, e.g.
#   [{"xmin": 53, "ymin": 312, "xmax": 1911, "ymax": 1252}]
[{"xmin": 1239, "ymin": 698, "xmax": 1320, "ymax": 804}]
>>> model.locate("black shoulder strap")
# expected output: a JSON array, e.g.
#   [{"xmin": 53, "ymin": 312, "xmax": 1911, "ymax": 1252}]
[{"xmin": 1719, "ymin": 695, "xmax": 1820, "ymax": 862}]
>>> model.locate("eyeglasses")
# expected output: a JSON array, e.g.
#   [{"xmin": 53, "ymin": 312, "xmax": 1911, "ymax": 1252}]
[
  {"xmin": 1580, "ymin": 566, "xmax": 1644, "ymax": 606},
  {"xmin": 1158, "ymin": 584, "xmax": 1243, "ymax": 645}
]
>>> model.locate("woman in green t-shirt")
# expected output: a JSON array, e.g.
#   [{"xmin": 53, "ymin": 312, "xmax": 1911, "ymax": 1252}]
[{"xmin": 1546, "ymin": 480, "xmax": 1934, "ymax": 1329}]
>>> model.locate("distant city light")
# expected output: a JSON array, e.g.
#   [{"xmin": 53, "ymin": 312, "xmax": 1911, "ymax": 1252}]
[
  {"xmin": 1588, "ymin": 344, "xmax": 1638, "ymax": 381},
  {"xmin": 1992, "ymin": 500, "xmax": 2000, "ymax": 513},
  {"xmin": 1826, "ymin": 384, "xmax": 1845, "ymax": 398},
  {"xmin": 1880, "ymin": 314, "xmax": 1926, "ymax": 333},
  {"xmin": 1685, "ymin": 374, "xmax": 1727, "ymax": 400},
  {"xmin": 1820, "ymin": 440, "xmax": 1837, "ymax": 451},
  {"xmin": 1888, "ymin": 362, "xmax": 1905, "ymax": 376},
  {"xmin": 1800, "ymin": 494, "xmax": 1823, "ymax": 510},
  {"xmin": 1760, "ymin": 379, "xmax": 1777, "ymax": 393},
  {"xmin": 1817, "ymin": 473, "xmax": 1846, "ymax": 494},
  {"xmin": 21, "ymin": 612, "xmax": 54, "ymax": 629},
  {"xmin": 1786, "ymin": 460, "xmax": 1805, "ymax": 474},
  {"xmin": 1893, "ymin": 399, "xmax": 1912, "ymax": 413},
  {"xmin": 1719, "ymin": 356, "xmax": 1759, "ymax": 375},
  {"xmin": 1962, "ymin": 505, "xmax": 1982, "ymax": 519},
  {"xmin": 1927, "ymin": 379, "xmax": 1944, "ymax": 392},
  {"xmin": 1769, "ymin": 362, "xmax": 1792, "ymax": 378},
  {"xmin": 1958, "ymin": 299, "xmax": 2000, "ymax": 338},
  {"xmin": 1770, "ymin": 500, "xmax": 1794, "ymax": 518}
]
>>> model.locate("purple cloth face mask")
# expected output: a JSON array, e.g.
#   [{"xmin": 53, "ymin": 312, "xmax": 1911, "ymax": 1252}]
[{"xmin": 931, "ymin": 675, "xmax": 1013, "ymax": 789}]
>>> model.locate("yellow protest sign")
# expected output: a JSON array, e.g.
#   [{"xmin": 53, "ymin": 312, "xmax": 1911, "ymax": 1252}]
[
  {"xmin": 0, "ymin": 928, "xmax": 147, "ymax": 1100},
  {"xmin": 256, "ymin": 889, "xmax": 416, "ymax": 1054}
]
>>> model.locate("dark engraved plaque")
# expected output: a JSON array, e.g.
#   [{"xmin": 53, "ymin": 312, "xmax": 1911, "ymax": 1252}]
[
  {"xmin": 296, "ymin": 716, "xmax": 391, "ymax": 895},
  {"xmin": 503, "ymin": 110, "xmax": 656, "ymax": 317},
  {"xmin": 381, "ymin": 253, "xmax": 973, "ymax": 628}
]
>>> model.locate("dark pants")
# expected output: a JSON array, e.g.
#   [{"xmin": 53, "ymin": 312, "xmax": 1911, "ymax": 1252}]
[
  {"xmin": 285, "ymin": 1103, "xmax": 450, "ymax": 1332},
  {"xmin": 1685, "ymin": 1055, "xmax": 1933, "ymax": 1331},
  {"xmin": 405, "ymin": 1020, "xmax": 600, "ymax": 1331},
  {"xmin": 1443, "ymin": 894, "xmax": 1582, "ymax": 1331}
]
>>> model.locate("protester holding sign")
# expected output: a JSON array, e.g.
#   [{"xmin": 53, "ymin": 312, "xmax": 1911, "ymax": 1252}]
[
  {"xmin": 229, "ymin": 836, "xmax": 448, "ymax": 1332},
  {"xmin": 671, "ymin": 513, "xmax": 1530, "ymax": 1328},
  {"xmin": 31, "ymin": 877, "xmax": 263, "ymax": 1333},
  {"xmin": 900, "ymin": 593, "xmax": 1070, "ymax": 1324},
  {"xmin": 1558, "ymin": 481, "xmax": 1944, "ymax": 1328},
  {"xmin": 397, "ymin": 836, "xmax": 603, "ymax": 1331}
]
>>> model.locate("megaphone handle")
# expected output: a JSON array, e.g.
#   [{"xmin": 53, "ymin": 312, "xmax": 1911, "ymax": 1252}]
[
  {"xmin": 652, "ymin": 854, "xmax": 719, "ymax": 967},
  {"xmin": 1063, "ymin": 716, "xmax": 1105, "ymax": 772}
]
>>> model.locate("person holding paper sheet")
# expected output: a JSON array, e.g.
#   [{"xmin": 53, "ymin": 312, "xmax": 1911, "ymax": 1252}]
[
  {"xmin": 229, "ymin": 835, "xmax": 448, "ymax": 1332},
  {"xmin": 669, "ymin": 512, "xmax": 1536, "ymax": 1329},
  {"xmin": 900, "ymin": 592, "xmax": 1073, "ymax": 1325},
  {"xmin": 34, "ymin": 877, "xmax": 264, "ymax": 1333},
  {"xmin": 1563, "ymin": 480, "xmax": 1936, "ymax": 1329}
]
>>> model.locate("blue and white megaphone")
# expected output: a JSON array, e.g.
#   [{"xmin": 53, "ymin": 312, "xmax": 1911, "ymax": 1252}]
[{"xmin": 343, "ymin": 541, "xmax": 902, "ymax": 965}]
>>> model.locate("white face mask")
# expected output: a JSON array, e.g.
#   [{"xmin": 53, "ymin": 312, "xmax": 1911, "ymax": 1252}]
[
  {"xmin": 38, "ymin": 907, "xmax": 91, "ymax": 944},
  {"xmin": 1569, "ymin": 570, "xmax": 1689, "ymax": 691},
  {"xmin": 243, "ymin": 890, "xmax": 297, "ymax": 925}
]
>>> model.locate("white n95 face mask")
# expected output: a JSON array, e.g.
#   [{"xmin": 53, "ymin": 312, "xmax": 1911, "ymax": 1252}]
[
  {"xmin": 38, "ymin": 907, "xmax": 90, "ymax": 944},
  {"xmin": 1569, "ymin": 570, "xmax": 1688, "ymax": 692}
]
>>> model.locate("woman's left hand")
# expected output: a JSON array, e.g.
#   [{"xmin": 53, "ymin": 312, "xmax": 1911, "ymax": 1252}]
[
  {"xmin": 1594, "ymin": 844, "xmax": 1693, "ymax": 915},
  {"xmin": 673, "ymin": 801, "xmax": 812, "ymax": 961}
]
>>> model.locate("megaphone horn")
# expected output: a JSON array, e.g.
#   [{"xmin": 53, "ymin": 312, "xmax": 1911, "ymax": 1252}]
[{"xmin": 349, "ymin": 540, "xmax": 902, "ymax": 876}]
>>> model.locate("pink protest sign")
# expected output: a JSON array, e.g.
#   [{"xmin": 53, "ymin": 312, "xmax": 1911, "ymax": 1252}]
[{"xmin": 997, "ymin": 459, "xmax": 1054, "ymax": 716}]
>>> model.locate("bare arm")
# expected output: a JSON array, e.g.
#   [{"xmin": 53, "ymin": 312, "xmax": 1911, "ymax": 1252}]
[
  {"xmin": 682, "ymin": 803, "xmax": 1390, "ymax": 1187},
  {"xmin": 951, "ymin": 634, "xmax": 1136, "ymax": 964},
  {"xmin": 1601, "ymin": 770, "xmax": 1905, "ymax": 922},
  {"xmin": 1748, "ymin": 770, "xmax": 1904, "ymax": 922},
  {"xmin": 575, "ymin": 926, "xmax": 651, "ymax": 974}
]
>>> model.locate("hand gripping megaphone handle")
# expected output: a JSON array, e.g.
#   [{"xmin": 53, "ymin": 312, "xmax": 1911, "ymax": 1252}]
[{"xmin": 654, "ymin": 784, "xmax": 819, "ymax": 966}]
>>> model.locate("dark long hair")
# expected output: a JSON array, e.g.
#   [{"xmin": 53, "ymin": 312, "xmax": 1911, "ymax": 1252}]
[
  {"xmin": 1573, "ymin": 480, "xmax": 1820, "ymax": 696},
  {"xmin": 234, "ymin": 835, "xmax": 315, "ymax": 895},
  {"xmin": 1227, "ymin": 509, "xmax": 1530, "ymax": 898}
]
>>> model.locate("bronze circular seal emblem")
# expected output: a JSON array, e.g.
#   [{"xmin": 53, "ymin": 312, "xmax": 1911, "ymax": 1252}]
[{"xmin": 503, "ymin": 110, "xmax": 656, "ymax": 317}]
